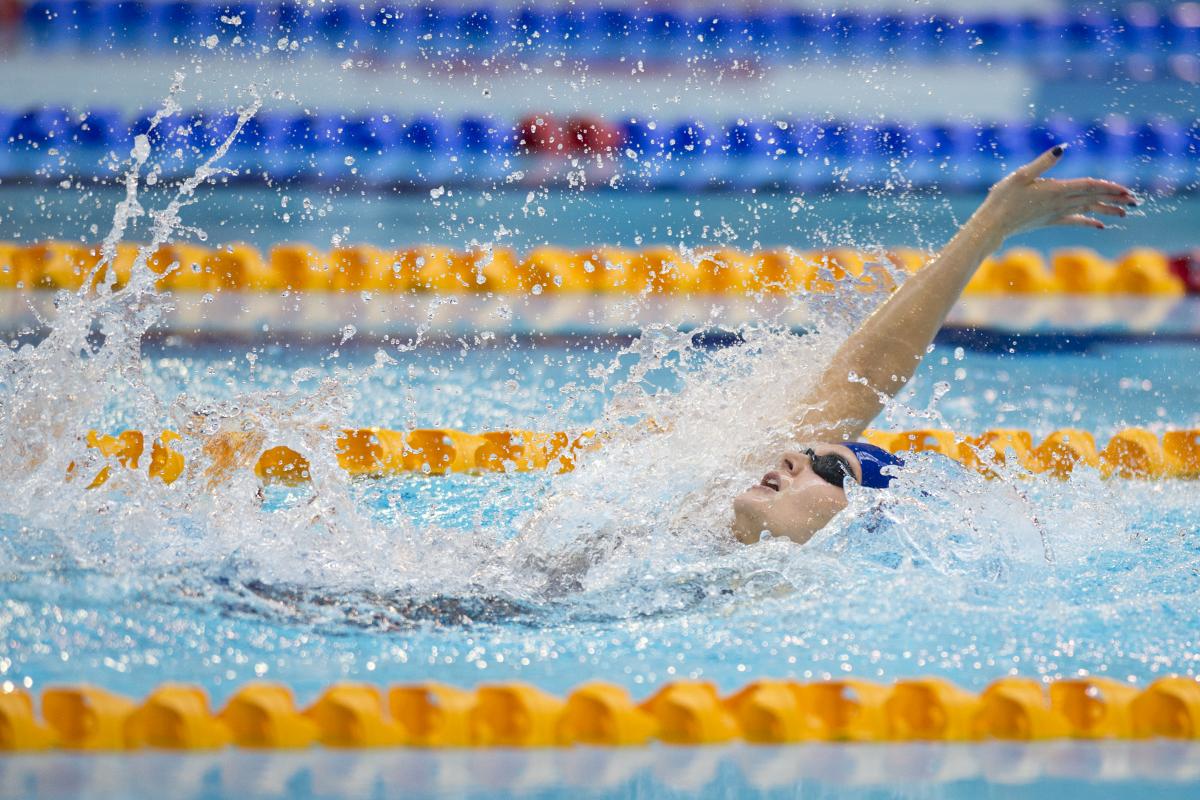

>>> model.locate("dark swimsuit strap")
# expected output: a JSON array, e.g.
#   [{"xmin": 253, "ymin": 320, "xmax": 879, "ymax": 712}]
[{"xmin": 843, "ymin": 442, "xmax": 905, "ymax": 488}]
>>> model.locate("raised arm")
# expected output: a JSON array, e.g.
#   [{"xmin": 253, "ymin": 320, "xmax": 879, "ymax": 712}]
[{"xmin": 793, "ymin": 146, "xmax": 1136, "ymax": 442}]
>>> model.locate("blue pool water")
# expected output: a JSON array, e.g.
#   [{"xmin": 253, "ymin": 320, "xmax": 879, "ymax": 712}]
[
  {"xmin": 2, "ymin": 184, "xmax": 1198, "ymax": 256},
  {"xmin": 7, "ymin": 742, "xmax": 1200, "ymax": 800},
  {"xmin": 4, "ymin": 334, "xmax": 1200, "ymax": 707},
  {"xmin": 3, "ymin": 184, "xmax": 1200, "ymax": 799}
]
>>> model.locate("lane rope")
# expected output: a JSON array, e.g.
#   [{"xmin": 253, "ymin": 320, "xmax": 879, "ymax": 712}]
[
  {"xmin": 0, "ymin": 241, "xmax": 1191, "ymax": 296},
  {"xmin": 3, "ymin": 675, "xmax": 1199, "ymax": 750},
  {"xmin": 78, "ymin": 426, "xmax": 1200, "ymax": 487}
]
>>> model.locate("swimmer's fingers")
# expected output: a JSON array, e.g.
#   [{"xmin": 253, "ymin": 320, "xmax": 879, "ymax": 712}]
[
  {"xmin": 1015, "ymin": 145, "xmax": 1066, "ymax": 179},
  {"xmin": 1057, "ymin": 177, "xmax": 1137, "ymax": 200},
  {"xmin": 1081, "ymin": 202, "xmax": 1129, "ymax": 218},
  {"xmin": 1052, "ymin": 213, "xmax": 1106, "ymax": 230}
]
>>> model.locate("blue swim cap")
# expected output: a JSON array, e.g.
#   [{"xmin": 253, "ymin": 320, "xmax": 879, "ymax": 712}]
[{"xmin": 843, "ymin": 442, "xmax": 905, "ymax": 489}]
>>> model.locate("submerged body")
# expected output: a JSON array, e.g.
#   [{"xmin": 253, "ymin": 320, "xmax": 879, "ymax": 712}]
[{"xmin": 733, "ymin": 146, "xmax": 1136, "ymax": 545}]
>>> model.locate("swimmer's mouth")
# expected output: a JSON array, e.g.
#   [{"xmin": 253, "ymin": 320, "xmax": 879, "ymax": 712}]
[{"xmin": 760, "ymin": 472, "xmax": 782, "ymax": 492}]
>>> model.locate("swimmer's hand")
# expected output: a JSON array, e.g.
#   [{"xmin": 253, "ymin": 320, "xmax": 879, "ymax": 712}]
[{"xmin": 974, "ymin": 145, "xmax": 1137, "ymax": 242}]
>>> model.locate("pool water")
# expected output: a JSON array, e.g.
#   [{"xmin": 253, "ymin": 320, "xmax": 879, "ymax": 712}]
[
  {"xmin": 4, "ymin": 331, "xmax": 1200, "ymax": 708},
  {"xmin": 6, "ymin": 742, "xmax": 1200, "ymax": 800},
  {"xmin": 2, "ymin": 149, "xmax": 1200, "ymax": 800},
  {"xmin": 2, "ymin": 185, "xmax": 1199, "ymax": 257}
]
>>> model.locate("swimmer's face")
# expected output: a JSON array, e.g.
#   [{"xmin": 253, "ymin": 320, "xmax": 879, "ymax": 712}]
[{"xmin": 732, "ymin": 444, "xmax": 863, "ymax": 545}]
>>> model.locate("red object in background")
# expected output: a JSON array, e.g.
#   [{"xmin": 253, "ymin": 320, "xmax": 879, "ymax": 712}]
[
  {"xmin": 1169, "ymin": 249, "xmax": 1200, "ymax": 294},
  {"xmin": 566, "ymin": 116, "xmax": 622, "ymax": 156},
  {"xmin": 0, "ymin": 0, "xmax": 22, "ymax": 27},
  {"xmin": 517, "ymin": 115, "xmax": 566, "ymax": 155}
]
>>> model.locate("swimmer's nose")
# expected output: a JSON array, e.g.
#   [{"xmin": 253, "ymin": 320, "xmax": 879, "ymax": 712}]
[{"xmin": 779, "ymin": 451, "xmax": 806, "ymax": 476}]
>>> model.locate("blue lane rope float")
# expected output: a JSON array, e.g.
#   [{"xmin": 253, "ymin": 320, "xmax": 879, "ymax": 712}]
[
  {"xmin": 15, "ymin": 2, "xmax": 1200, "ymax": 68},
  {"xmin": 1, "ymin": 110, "xmax": 1197, "ymax": 191}
]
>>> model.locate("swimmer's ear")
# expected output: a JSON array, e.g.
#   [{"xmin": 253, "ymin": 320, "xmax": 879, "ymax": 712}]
[{"xmin": 1017, "ymin": 144, "xmax": 1067, "ymax": 179}]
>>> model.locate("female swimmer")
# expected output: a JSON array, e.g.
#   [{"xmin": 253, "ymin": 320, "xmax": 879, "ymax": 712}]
[{"xmin": 732, "ymin": 146, "xmax": 1137, "ymax": 545}]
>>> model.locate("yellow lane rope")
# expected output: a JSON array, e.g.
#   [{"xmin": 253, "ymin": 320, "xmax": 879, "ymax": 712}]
[
  {"xmin": 3, "ymin": 675, "xmax": 1198, "ymax": 750},
  {"xmin": 0, "ymin": 241, "xmax": 1187, "ymax": 296},
  {"xmin": 77, "ymin": 426, "xmax": 1200, "ymax": 487}
]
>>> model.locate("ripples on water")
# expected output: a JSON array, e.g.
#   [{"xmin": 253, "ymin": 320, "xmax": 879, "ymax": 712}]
[{"xmin": 1, "ymin": 89, "xmax": 1199, "ymax": 702}]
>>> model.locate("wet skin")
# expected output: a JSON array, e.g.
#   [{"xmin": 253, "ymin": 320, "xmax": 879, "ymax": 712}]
[{"xmin": 732, "ymin": 444, "xmax": 865, "ymax": 545}]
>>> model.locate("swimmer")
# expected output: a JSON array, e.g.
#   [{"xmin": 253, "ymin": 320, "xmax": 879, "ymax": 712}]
[{"xmin": 733, "ymin": 146, "xmax": 1137, "ymax": 545}]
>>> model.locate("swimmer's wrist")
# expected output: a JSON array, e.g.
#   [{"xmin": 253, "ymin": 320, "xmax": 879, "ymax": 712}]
[{"xmin": 960, "ymin": 209, "xmax": 1008, "ymax": 253}]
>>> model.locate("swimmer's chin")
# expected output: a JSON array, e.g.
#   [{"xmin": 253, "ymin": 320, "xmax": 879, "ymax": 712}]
[{"xmin": 731, "ymin": 492, "xmax": 769, "ymax": 544}]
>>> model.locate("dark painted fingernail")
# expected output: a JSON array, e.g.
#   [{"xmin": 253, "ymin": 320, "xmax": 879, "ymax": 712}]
[{"xmin": 1051, "ymin": 145, "xmax": 1064, "ymax": 157}]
